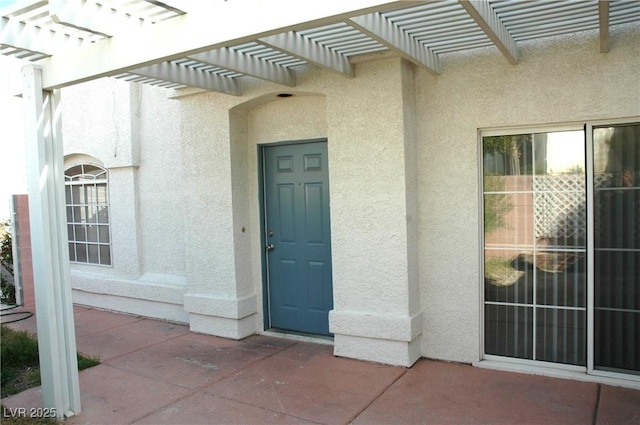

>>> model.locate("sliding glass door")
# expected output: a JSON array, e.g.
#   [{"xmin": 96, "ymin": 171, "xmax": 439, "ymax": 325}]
[
  {"xmin": 483, "ymin": 130, "xmax": 587, "ymax": 365},
  {"xmin": 482, "ymin": 121, "xmax": 639, "ymax": 376}
]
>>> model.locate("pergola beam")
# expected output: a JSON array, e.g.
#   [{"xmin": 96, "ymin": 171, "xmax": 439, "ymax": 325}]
[
  {"xmin": 189, "ymin": 47, "xmax": 296, "ymax": 87},
  {"xmin": 599, "ymin": 0, "xmax": 609, "ymax": 53},
  {"xmin": 49, "ymin": 0, "xmax": 144, "ymax": 37},
  {"xmin": 131, "ymin": 61, "xmax": 240, "ymax": 95},
  {"xmin": 0, "ymin": 16, "xmax": 82, "ymax": 56},
  {"xmin": 348, "ymin": 12, "xmax": 441, "ymax": 75},
  {"xmin": 33, "ymin": 0, "xmax": 408, "ymax": 90},
  {"xmin": 259, "ymin": 31, "xmax": 354, "ymax": 78},
  {"xmin": 142, "ymin": 0, "xmax": 186, "ymax": 16},
  {"xmin": 0, "ymin": 0, "xmax": 47, "ymax": 18},
  {"xmin": 458, "ymin": 0, "xmax": 519, "ymax": 65}
]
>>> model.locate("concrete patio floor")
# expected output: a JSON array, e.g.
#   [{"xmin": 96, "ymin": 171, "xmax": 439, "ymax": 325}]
[{"xmin": 2, "ymin": 305, "xmax": 640, "ymax": 425}]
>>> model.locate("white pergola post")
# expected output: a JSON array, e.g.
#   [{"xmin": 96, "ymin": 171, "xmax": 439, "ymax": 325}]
[{"xmin": 22, "ymin": 65, "xmax": 81, "ymax": 420}]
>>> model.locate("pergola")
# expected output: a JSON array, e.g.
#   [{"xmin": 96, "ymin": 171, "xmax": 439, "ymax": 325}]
[{"xmin": 2, "ymin": 0, "xmax": 639, "ymax": 419}]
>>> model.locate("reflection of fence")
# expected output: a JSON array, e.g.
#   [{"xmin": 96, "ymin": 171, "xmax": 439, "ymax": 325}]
[
  {"xmin": 533, "ymin": 174, "xmax": 585, "ymax": 241},
  {"xmin": 485, "ymin": 174, "xmax": 623, "ymax": 247}
]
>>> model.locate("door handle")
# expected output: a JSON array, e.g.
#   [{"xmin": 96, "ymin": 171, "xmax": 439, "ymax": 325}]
[{"xmin": 266, "ymin": 243, "xmax": 275, "ymax": 252}]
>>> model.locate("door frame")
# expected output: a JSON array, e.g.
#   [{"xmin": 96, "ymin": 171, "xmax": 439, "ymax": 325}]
[
  {"xmin": 585, "ymin": 118, "xmax": 640, "ymax": 382},
  {"xmin": 257, "ymin": 137, "xmax": 330, "ymax": 332}
]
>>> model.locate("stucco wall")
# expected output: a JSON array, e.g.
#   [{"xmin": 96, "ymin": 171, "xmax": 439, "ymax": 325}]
[
  {"xmin": 323, "ymin": 58, "xmax": 422, "ymax": 365},
  {"xmin": 170, "ymin": 60, "xmax": 423, "ymax": 361},
  {"xmin": 134, "ymin": 84, "xmax": 186, "ymax": 276},
  {"xmin": 325, "ymin": 58, "xmax": 412, "ymax": 315},
  {"xmin": 62, "ymin": 79, "xmax": 189, "ymax": 322},
  {"xmin": 416, "ymin": 23, "xmax": 640, "ymax": 363},
  {"xmin": 57, "ymin": 23, "xmax": 639, "ymax": 367},
  {"xmin": 63, "ymin": 79, "xmax": 137, "ymax": 169}
]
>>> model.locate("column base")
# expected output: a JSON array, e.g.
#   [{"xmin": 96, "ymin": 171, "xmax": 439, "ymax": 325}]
[
  {"xmin": 329, "ymin": 310, "xmax": 423, "ymax": 367},
  {"xmin": 183, "ymin": 293, "xmax": 258, "ymax": 339}
]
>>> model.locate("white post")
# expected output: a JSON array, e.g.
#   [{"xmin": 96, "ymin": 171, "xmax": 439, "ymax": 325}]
[{"xmin": 22, "ymin": 65, "xmax": 81, "ymax": 420}]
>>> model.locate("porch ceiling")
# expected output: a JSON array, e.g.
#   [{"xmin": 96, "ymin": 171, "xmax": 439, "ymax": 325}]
[{"xmin": 1, "ymin": 0, "xmax": 639, "ymax": 95}]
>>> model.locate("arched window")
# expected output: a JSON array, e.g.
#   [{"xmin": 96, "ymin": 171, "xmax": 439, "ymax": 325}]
[{"xmin": 64, "ymin": 164, "xmax": 111, "ymax": 266}]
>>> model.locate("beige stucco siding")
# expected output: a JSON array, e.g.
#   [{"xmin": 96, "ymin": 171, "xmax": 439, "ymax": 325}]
[
  {"xmin": 416, "ymin": 24, "xmax": 640, "ymax": 363},
  {"xmin": 137, "ymin": 84, "xmax": 185, "ymax": 277}
]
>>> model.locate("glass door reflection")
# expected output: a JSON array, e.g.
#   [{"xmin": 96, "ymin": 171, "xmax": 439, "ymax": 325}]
[
  {"xmin": 593, "ymin": 124, "xmax": 640, "ymax": 374},
  {"xmin": 483, "ymin": 130, "xmax": 587, "ymax": 365}
]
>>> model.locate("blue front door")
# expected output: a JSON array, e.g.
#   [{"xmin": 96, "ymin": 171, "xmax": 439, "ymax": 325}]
[{"xmin": 263, "ymin": 141, "xmax": 333, "ymax": 336}]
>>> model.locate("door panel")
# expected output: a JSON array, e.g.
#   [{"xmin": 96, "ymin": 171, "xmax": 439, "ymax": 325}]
[
  {"xmin": 592, "ymin": 123, "xmax": 640, "ymax": 374},
  {"xmin": 483, "ymin": 131, "xmax": 587, "ymax": 365},
  {"xmin": 263, "ymin": 141, "xmax": 333, "ymax": 336}
]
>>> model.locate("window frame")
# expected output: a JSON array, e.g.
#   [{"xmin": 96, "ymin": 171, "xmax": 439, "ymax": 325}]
[{"xmin": 64, "ymin": 163, "xmax": 112, "ymax": 267}]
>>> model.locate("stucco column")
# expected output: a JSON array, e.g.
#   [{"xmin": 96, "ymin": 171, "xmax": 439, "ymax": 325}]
[
  {"xmin": 327, "ymin": 58, "xmax": 423, "ymax": 366},
  {"xmin": 181, "ymin": 98, "xmax": 257, "ymax": 338}
]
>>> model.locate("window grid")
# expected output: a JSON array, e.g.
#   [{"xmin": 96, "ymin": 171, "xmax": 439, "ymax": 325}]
[{"xmin": 64, "ymin": 164, "xmax": 111, "ymax": 266}]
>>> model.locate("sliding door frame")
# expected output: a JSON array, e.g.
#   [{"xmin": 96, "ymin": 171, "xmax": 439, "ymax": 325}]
[
  {"xmin": 586, "ymin": 118, "xmax": 640, "ymax": 383},
  {"xmin": 480, "ymin": 117, "xmax": 640, "ymax": 383},
  {"xmin": 586, "ymin": 122, "xmax": 595, "ymax": 375}
]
